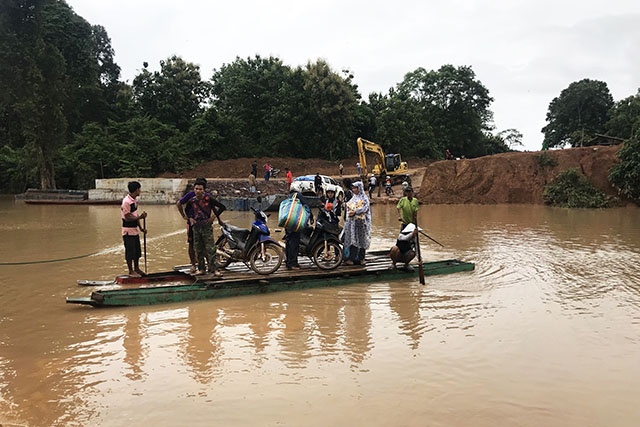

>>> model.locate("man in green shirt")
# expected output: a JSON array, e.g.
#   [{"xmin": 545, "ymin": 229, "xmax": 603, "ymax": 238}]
[{"xmin": 396, "ymin": 186, "xmax": 419, "ymax": 231}]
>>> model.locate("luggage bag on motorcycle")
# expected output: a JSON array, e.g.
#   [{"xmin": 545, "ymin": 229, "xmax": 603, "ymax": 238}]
[{"xmin": 278, "ymin": 194, "xmax": 309, "ymax": 232}]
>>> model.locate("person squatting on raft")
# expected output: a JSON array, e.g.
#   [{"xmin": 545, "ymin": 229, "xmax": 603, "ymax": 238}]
[
  {"xmin": 182, "ymin": 178, "xmax": 226, "ymax": 276},
  {"xmin": 389, "ymin": 223, "xmax": 419, "ymax": 271},
  {"xmin": 343, "ymin": 181, "xmax": 371, "ymax": 265},
  {"xmin": 121, "ymin": 181, "xmax": 147, "ymax": 277}
]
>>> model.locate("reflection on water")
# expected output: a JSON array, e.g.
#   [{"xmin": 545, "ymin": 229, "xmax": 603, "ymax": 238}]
[{"xmin": 1, "ymin": 197, "xmax": 640, "ymax": 426}]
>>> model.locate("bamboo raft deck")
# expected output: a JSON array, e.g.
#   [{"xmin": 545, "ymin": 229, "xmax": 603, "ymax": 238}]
[{"xmin": 66, "ymin": 251, "xmax": 474, "ymax": 307}]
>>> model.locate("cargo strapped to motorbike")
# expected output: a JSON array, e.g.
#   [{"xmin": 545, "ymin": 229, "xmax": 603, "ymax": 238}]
[{"xmin": 278, "ymin": 194, "xmax": 309, "ymax": 232}]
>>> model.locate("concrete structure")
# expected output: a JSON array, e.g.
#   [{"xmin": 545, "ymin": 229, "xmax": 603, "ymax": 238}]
[
  {"xmin": 90, "ymin": 178, "xmax": 188, "ymax": 204},
  {"xmin": 88, "ymin": 178, "xmax": 286, "ymax": 210}
]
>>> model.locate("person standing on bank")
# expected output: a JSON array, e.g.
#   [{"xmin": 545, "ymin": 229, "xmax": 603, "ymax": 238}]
[
  {"xmin": 343, "ymin": 181, "xmax": 371, "ymax": 265},
  {"xmin": 285, "ymin": 167, "xmax": 293, "ymax": 192},
  {"xmin": 396, "ymin": 186, "xmax": 419, "ymax": 231},
  {"xmin": 368, "ymin": 174, "xmax": 377, "ymax": 198},
  {"xmin": 183, "ymin": 178, "xmax": 226, "ymax": 276},
  {"xmin": 314, "ymin": 172, "xmax": 323, "ymax": 197},
  {"xmin": 121, "ymin": 181, "xmax": 147, "ymax": 277}
]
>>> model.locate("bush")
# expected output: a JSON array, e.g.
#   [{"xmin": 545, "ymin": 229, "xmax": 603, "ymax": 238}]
[
  {"xmin": 543, "ymin": 169, "xmax": 614, "ymax": 208},
  {"xmin": 535, "ymin": 152, "xmax": 558, "ymax": 168},
  {"xmin": 608, "ymin": 135, "xmax": 640, "ymax": 202}
]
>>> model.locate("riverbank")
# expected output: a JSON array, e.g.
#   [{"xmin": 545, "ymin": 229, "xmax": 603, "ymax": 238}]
[{"xmin": 168, "ymin": 145, "xmax": 626, "ymax": 205}]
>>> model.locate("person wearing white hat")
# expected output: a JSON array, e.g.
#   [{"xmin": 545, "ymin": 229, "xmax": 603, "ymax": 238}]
[{"xmin": 389, "ymin": 223, "xmax": 418, "ymax": 271}]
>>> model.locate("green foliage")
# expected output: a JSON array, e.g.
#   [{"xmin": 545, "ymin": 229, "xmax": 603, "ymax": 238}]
[
  {"xmin": 542, "ymin": 79, "xmax": 614, "ymax": 149},
  {"xmin": 543, "ymin": 169, "xmax": 613, "ymax": 208},
  {"xmin": 210, "ymin": 55, "xmax": 358, "ymax": 160},
  {"xmin": 482, "ymin": 133, "xmax": 509, "ymax": 155},
  {"xmin": 608, "ymin": 135, "xmax": 640, "ymax": 201},
  {"xmin": 606, "ymin": 92, "xmax": 640, "ymax": 140},
  {"xmin": 534, "ymin": 152, "xmax": 558, "ymax": 168},
  {"xmin": 303, "ymin": 60, "xmax": 357, "ymax": 160},
  {"xmin": 498, "ymin": 128, "xmax": 523, "ymax": 149},
  {"xmin": 0, "ymin": 0, "xmax": 120, "ymax": 190},
  {"xmin": 132, "ymin": 56, "xmax": 211, "ymax": 132},
  {"xmin": 376, "ymin": 65, "xmax": 495, "ymax": 159},
  {"xmin": 58, "ymin": 118, "xmax": 186, "ymax": 189}
]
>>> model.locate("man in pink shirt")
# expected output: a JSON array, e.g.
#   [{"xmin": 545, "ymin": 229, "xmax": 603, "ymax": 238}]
[{"xmin": 121, "ymin": 181, "xmax": 147, "ymax": 277}]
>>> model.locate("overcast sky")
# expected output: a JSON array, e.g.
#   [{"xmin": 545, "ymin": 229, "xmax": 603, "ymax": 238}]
[{"xmin": 67, "ymin": 0, "xmax": 640, "ymax": 152}]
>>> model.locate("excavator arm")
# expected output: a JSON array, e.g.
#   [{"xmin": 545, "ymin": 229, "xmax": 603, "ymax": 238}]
[{"xmin": 356, "ymin": 137, "xmax": 386, "ymax": 178}]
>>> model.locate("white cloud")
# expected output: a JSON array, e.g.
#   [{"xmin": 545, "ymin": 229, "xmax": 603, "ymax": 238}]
[{"xmin": 67, "ymin": 0, "xmax": 640, "ymax": 151}]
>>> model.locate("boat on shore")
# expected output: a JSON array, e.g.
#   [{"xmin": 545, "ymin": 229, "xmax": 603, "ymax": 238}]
[
  {"xmin": 17, "ymin": 189, "xmax": 120, "ymax": 205},
  {"xmin": 66, "ymin": 252, "xmax": 475, "ymax": 307}
]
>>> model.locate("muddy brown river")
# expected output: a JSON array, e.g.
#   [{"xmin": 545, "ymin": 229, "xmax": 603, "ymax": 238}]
[{"xmin": 0, "ymin": 196, "xmax": 639, "ymax": 426}]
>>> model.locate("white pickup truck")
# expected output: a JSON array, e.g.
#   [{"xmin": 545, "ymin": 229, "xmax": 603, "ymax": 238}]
[{"xmin": 290, "ymin": 175, "xmax": 344, "ymax": 200}]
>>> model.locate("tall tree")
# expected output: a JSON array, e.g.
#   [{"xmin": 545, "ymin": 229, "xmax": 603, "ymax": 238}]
[
  {"xmin": 542, "ymin": 79, "xmax": 614, "ymax": 149},
  {"xmin": 211, "ymin": 55, "xmax": 304, "ymax": 157},
  {"xmin": 302, "ymin": 60, "xmax": 357, "ymax": 160},
  {"xmin": 377, "ymin": 65, "xmax": 494, "ymax": 158},
  {"xmin": 132, "ymin": 56, "xmax": 211, "ymax": 132},
  {"xmin": 606, "ymin": 90, "xmax": 640, "ymax": 140},
  {"xmin": 0, "ymin": 0, "xmax": 119, "ymax": 190}
]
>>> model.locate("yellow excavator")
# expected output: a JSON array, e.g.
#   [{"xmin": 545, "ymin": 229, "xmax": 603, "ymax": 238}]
[{"xmin": 356, "ymin": 137, "xmax": 409, "ymax": 183}]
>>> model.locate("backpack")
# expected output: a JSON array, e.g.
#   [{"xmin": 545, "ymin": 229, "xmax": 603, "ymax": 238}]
[{"xmin": 278, "ymin": 194, "xmax": 309, "ymax": 232}]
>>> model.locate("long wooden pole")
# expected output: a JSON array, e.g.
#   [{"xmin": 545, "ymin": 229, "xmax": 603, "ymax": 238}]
[
  {"xmin": 414, "ymin": 216, "xmax": 425, "ymax": 285},
  {"xmin": 143, "ymin": 216, "xmax": 147, "ymax": 274},
  {"xmin": 418, "ymin": 230, "xmax": 445, "ymax": 248}
]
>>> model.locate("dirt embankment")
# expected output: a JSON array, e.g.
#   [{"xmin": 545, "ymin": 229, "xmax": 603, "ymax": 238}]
[
  {"xmin": 420, "ymin": 145, "xmax": 622, "ymax": 204},
  {"xmin": 165, "ymin": 146, "xmax": 625, "ymax": 205}
]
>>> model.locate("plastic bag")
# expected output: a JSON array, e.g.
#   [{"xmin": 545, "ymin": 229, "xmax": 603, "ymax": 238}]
[{"xmin": 278, "ymin": 194, "xmax": 309, "ymax": 232}]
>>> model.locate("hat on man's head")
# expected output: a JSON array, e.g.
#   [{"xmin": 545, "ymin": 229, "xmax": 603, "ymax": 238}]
[
  {"xmin": 401, "ymin": 223, "xmax": 416, "ymax": 234},
  {"xmin": 404, "ymin": 186, "xmax": 413, "ymax": 192}
]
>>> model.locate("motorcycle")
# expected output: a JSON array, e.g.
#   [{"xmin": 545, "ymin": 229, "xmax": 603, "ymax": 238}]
[
  {"xmin": 298, "ymin": 216, "xmax": 343, "ymax": 270},
  {"xmin": 214, "ymin": 208, "xmax": 284, "ymax": 275}
]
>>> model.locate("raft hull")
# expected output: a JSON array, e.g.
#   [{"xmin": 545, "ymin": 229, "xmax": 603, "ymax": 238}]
[{"xmin": 66, "ymin": 258, "xmax": 474, "ymax": 307}]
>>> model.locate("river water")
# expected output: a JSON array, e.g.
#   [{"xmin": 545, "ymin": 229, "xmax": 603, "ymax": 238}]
[{"xmin": 0, "ymin": 196, "xmax": 639, "ymax": 427}]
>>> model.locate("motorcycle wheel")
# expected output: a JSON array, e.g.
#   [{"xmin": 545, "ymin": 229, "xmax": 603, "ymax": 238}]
[
  {"xmin": 214, "ymin": 238, "xmax": 232, "ymax": 268},
  {"xmin": 312, "ymin": 240, "xmax": 343, "ymax": 270},
  {"xmin": 249, "ymin": 241, "xmax": 284, "ymax": 275}
]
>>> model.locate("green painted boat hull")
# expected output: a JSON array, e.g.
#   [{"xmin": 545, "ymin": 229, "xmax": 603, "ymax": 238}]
[{"xmin": 66, "ymin": 259, "xmax": 474, "ymax": 307}]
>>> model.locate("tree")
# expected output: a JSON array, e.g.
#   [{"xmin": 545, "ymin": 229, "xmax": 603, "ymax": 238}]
[
  {"xmin": 132, "ymin": 56, "xmax": 211, "ymax": 132},
  {"xmin": 0, "ymin": 0, "xmax": 120, "ymax": 190},
  {"xmin": 373, "ymin": 89, "xmax": 436, "ymax": 158},
  {"xmin": 378, "ymin": 65, "xmax": 495, "ymax": 159},
  {"xmin": 211, "ymin": 55, "xmax": 299, "ymax": 157},
  {"xmin": 608, "ymin": 134, "xmax": 640, "ymax": 202},
  {"xmin": 498, "ymin": 128, "xmax": 523, "ymax": 149},
  {"xmin": 606, "ymin": 91, "xmax": 640, "ymax": 140},
  {"xmin": 542, "ymin": 79, "xmax": 614, "ymax": 149},
  {"xmin": 302, "ymin": 60, "xmax": 357, "ymax": 160}
]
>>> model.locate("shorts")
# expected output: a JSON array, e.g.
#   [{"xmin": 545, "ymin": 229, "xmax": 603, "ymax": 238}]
[{"xmin": 123, "ymin": 234, "xmax": 141, "ymax": 261}]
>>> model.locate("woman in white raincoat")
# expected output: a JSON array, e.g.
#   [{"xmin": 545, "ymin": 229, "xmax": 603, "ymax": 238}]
[{"xmin": 343, "ymin": 181, "xmax": 371, "ymax": 265}]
